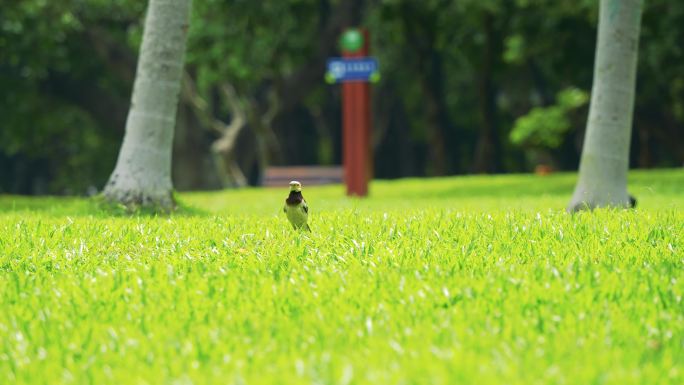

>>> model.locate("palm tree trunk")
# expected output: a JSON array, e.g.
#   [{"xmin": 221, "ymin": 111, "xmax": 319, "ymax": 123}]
[
  {"xmin": 103, "ymin": 0, "xmax": 192, "ymax": 210},
  {"xmin": 568, "ymin": 0, "xmax": 643, "ymax": 212}
]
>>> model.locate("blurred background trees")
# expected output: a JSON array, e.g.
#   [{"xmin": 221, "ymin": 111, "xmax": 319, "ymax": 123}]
[{"xmin": 1, "ymin": 0, "xmax": 683, "ymax": 195}]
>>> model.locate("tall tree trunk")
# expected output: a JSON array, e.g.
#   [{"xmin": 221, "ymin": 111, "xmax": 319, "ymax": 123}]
[
  {"xmin": 473, "ymin": 12, "xmax": 501, "ymax": 174},
  {"xmin": 103, "ymin": 0, "xmax": 191, "ymax": 209},
  {"xmin": 420, "ymin": 51, "xmax": 449, "ymax": 176},
  {"xmin": 568, "ymin": 0, "xmax": 643, "ymax": 212}
]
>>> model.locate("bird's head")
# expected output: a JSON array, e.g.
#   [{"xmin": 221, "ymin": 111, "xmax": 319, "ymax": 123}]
[{"xmin": 289, "ymin": 180, "xmax": 302, "ymax": 192}]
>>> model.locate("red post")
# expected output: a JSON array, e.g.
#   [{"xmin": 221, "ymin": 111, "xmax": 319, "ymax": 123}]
[{"xmin": 342, "ymin": 29, "xmax": 371, "ymax": 197}]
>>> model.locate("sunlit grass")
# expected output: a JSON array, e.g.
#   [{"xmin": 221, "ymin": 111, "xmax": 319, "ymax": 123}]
[
  {"xmin": 183, "ymin": 169, "xmax": 683, "ymax": 215},
  {"xmin": 1, "ymin": 169, "xmax": 683, "ymax": 384}
]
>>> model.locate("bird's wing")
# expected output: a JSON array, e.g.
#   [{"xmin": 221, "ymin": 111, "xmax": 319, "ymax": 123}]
[{"xmin": 302, "ymin": 200, "xmax": 309, "ymax": 214}]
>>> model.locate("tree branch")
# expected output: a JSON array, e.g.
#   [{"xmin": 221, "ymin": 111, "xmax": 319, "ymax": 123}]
[{"xmin": 181, "ymin": 72, "xmax": 248, "ymax": 187}]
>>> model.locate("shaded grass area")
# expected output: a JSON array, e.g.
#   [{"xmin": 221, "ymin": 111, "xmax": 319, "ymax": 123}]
[{"xmin": 0, "ymin": 169, "xmax": 683, "ymax": 384}]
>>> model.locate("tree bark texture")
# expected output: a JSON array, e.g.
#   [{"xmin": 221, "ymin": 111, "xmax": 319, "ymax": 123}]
[
  {"xmin": 568, "ymin": 0, "xmax": 643, "ymax": 212},
  {"xmin": 473, "ymin": 12, "xmax": 502, "ymax": 174},
  {"xmin": 103, "ymin": 0, "xmax": 191, "ymax": 209}
]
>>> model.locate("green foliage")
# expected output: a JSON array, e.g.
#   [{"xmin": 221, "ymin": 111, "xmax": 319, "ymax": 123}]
[
  {"xmin": 2, "ymin": 0, "xmax": 684, "ymax": 193},
  {"xmin": 503, "ymin": 34, "xmax": 525, "ymax": 64},
  {"xmin": 1, "ymin": 170, "xmax": 683, "ymax": 384},
  {"xmin": 187, "ymin": 0, "xmax": 322, "ymax": 90},
  {"xmin": 0, "ymin": 0, "xmax": 142, "ymax": 194},
  {"xmin": 510, "ymin": 87, "xmax": 589, "ymax": 148}
]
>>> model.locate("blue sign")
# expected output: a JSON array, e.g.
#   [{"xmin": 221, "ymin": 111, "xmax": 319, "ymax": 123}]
[{"xmin": 326, "ymin": 57, "xmax": 380, "ymax": 84}]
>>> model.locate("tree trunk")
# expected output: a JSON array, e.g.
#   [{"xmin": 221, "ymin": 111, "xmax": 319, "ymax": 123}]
[
  {"xmin": 568, "ymin": 0, "xmax": 643, "ymax": 212},
  {"xmin": 420, "ymin": 53, "xmax": 449, "ymax": 176},
  {"xmin": 103, "ymin": 0, "xmax": 191, "ymax": 210},
  {"xmin": 398, "ymin": 1, "xmax": 453, "ymax": 176},
  {"xmin": 473, "ymin": 12, "xmax": 501, "ymax": 174}
]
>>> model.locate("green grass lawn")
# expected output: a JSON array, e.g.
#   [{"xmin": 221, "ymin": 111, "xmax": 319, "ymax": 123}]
[{"xmin": 1, "ymin": 169, "xmax": 683, "ymax": 384}]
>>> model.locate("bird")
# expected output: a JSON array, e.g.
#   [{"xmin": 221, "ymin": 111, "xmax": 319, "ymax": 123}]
[
  {"xmin": 283, "ymin": 180, "xmax": 311, "ymax": 231},
  {"xmin": 628, "ymin": 194, "xmax": 637, "ymax": 208}
]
